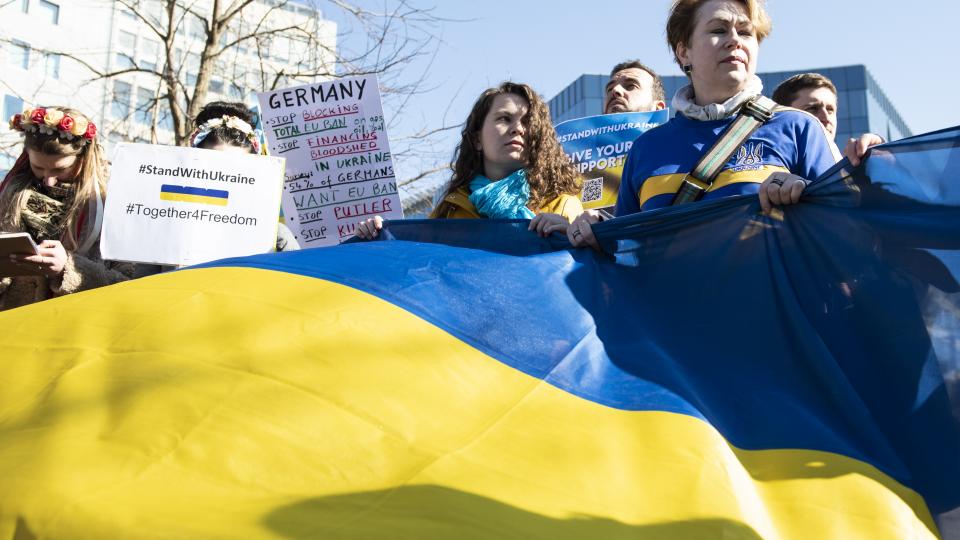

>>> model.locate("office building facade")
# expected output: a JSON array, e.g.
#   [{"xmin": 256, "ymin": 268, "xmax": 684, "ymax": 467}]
[
  {"xmin": 549, "ymin": 65, "xmax": 912, "ymax": 146},
  {"xmin": 1, "ymin": 0, "xmax": 336, "ymax": 170}
]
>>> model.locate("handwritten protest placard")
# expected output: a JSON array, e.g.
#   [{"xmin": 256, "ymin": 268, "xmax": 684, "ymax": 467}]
[
  {"xmin": 555, "ymin": 110, "xmax": 669, "ymax": 209},
  {"xmin": 257, "ymin": 75, "xmax": 402, "ymax": 247},
  {"xmin": 101, "ymin": 143, "xmax": 285, "ymax": 266}
]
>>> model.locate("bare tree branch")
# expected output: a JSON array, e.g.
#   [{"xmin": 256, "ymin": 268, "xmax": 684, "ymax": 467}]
[
  {"xmin": 116, "ymin": 0, "xmax": 168, "ymax": 41},
  {"xmin": 397, "ymin": 164, "xmax": 449, "ymax": 188},
  {"xmin": 392, "ymin": 123, "xmax": 460, "ymax": 144},
  {"xmin": 7, "ymin": 0, "xmax": 457, "ymax": 188}
]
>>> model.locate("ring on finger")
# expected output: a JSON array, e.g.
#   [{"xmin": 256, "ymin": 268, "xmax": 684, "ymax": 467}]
[
  {"xmin": 770, "ymin": 178, "xmax": 784, "ymax": 186},
  {"xmin": 573, "ymin": 229, "xmax": 582, "ymax": 238}
]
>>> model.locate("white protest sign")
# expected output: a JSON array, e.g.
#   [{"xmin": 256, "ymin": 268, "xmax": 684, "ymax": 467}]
[
  {"xmin": 257, "ymin": 74, "xmax": 402, "ymax": 247},
  {"xmin": 101, "ymin": 143, "xmax": 285, "ymax": 266}
]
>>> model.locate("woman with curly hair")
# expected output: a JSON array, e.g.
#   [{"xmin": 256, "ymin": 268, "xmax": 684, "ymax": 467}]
[
  {"xmin": 1, "ymin": 106, "xmax": 134, "ymax": 310},
  {"xmin": 356, "ymin": 82, "xmax": 582, "ymax": 239}
]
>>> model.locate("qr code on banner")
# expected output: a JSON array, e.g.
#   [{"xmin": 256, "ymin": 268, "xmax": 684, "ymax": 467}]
[{"xmin": 581, "ymin": 177, "xmax": 604, "ymax": 203}]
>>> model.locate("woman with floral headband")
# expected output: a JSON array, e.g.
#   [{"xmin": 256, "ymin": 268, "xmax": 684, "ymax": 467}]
[
  {"xmin": 1, "ymin": 106, "xmax": 134, "ymax": 311},
  {"xmin": 188, "ymin": 101, "xmax": 298, "ymax": 251}
]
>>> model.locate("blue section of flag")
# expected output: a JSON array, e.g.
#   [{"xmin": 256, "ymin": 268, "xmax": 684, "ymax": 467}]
[
  {"xmin": 201, "ymin": 126, "xmax": 960, "ymax": 519},
  {"xmin": 160, "ymin": 184, "xmax": 229, "ymax": 199}
]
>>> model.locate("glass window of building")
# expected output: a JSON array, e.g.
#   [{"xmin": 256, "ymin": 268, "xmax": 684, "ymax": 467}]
[
  {"xmin": 111, "ymin": 80, "xmax": 132, "ymax": 120},
  {"xmin": 259, "ymin": 36, "xmax": 274, "ymax": 58},
  {"xmin": 135, "ymin": 87, "xmax": 153, "ymax": 126},
  {"xmin": 848, "ymin": 92, "xmax": 867, "ymax": 118},
  {"xmin": 116, "ymin": 30, "xmax": 136, "ymax": 69},
  {"xmin": 37, "ymin": 0, "xmax": 59, "ymax": 24},
  {"xmin": 141, "ymin": 39, "xmax": 160, "ymax": 71},
  {"xmin": 118, "ymin": 30, "xmax": 136, "ymax": 51},
  {"xmin": 273, "ymin": 37, "xmax": 290, "ymax": 62},
  {"xmin": 185, "ymin": 53, "xmax": 199, "ymax": 87},
  {"xmin": 9, "ymin": 40, "xmax": 30, "ymax": 70},
  {"xmin": 233, "ymin": 21, "xmax": 249, "ymax": 54},
  {"xmin": 848, "ymin": 67, "xmax": 866, "ymax": 90},
  {"xmin": 209, "ymin": 79, "xmax": 224, "ymax": 94},
  {"xmin": 173, "ymin": 47, "xmax": 184, "ymax": 65},
  {"xmin": 146, "ymin": 1, "xmax": 163, "ymax": 26},
  {"xmin": 189, "ymin": 16, "xmax": 205, "ymax": 39},
  {"xmin": 21, "ymin": 0, "xmax": 28, "ymax": 13},
  {"xmin": 44, "ymin": 53, "xmax": 60, "ymax": 79},
  {"xmin": 289, "ymin": 37, "xmax": 308, "ymax": 61},
  {"xmin": 158, "ymin": 104, "xmax": 174, "ymax": 131},
  {"xmin": 3, "ymin": 95, "xmax": 24, "ymax": 121}
]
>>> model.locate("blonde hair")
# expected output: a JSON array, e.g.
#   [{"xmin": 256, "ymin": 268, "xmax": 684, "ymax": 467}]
[
  {"xmin": 0, "ymin": 107, "xmax": 106, "ymax": 250},
  {"xmin": 666, "ymin": 0, "xmax": 772, "ymax": 67}
]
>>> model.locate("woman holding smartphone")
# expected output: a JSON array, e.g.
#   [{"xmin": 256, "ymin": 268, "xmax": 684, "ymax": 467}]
[{"xmin": 0, "ymin": 106, "xmax": 131, "ymax": 310}]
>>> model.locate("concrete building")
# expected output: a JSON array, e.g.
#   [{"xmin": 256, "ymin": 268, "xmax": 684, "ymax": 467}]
[
  {"xmin": 549, "ymin": 64, "xmax": 912, "ymax": 146},
  {"xmin": 1, "ymin": 0, "xmax": 336, "ymax": 169}
]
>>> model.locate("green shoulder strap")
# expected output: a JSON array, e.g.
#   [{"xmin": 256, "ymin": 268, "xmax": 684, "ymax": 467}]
[{"xmin": 671, "ymin": 95, "xmax": 777, "ymax": 206}]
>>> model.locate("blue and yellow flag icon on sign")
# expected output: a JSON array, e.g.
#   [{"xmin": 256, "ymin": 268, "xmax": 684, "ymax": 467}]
[
  {"xmin": 159, "ymin": 183, "xmax": 229, "ymax": 206},
  {"xmin": 0, "ymin": 128, "xmax": 959, "ymax": 538}
]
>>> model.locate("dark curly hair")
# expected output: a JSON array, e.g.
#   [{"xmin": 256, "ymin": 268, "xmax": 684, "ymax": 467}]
[
  {"xmin": 437, "ymin": 82, "xmax": 579, "ymax": 212},
  {"xmin": 192, "ymin": 101, "xmax": 256, "ymax": 152}
]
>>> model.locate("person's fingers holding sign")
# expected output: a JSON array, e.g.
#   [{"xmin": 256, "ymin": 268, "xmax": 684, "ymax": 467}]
[
  {"xmin": 355, "ymin": 216, "xmax": 384, "ymax": 240},
  {"xmin": 759, "ymin": 171, "xmax": 808, "ymax": 214},
  {"xmin": 528, "ymin": 213, "xmax": 569, "ymax": 238},
  {"xmin": 843, "ymin": 133, "xmax": 885, "ymax": 167},
  {"xmin": 11, "ymin": 240, "xmax": 68, "ymax": 277},
  {"xmin": 566, "ymin": 212, "xmax": 601, "ymax": 251}
]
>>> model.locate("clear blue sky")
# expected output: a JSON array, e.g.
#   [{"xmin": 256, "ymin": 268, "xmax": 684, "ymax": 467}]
[{"xmin": 329, "ymin": 0, "xmax": 956, "ymax": 187}]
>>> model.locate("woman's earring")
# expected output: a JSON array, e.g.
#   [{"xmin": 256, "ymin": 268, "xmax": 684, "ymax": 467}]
[{"xmin": 682, "ymin": 64, "xmax": 693, "ymax": 75}]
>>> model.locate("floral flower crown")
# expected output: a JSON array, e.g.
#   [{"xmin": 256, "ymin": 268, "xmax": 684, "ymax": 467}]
[
  {"xmin": 188, "ymin": 115, "xmax": 263, "ymax": 154},
  {"xmin": 8, "ymin": 107, "xmax": 97, "ymax": 142}
]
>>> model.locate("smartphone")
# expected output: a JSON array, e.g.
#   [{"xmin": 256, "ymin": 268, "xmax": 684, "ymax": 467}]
[{"xmin": 0, "ymin": 232, "xmax": 41, "ymax": 277}]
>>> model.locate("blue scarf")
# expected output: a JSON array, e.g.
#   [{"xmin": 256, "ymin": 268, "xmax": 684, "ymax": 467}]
[{"xmin": 468, "ymin": 169, "xmax": 536, "ymax": 219}]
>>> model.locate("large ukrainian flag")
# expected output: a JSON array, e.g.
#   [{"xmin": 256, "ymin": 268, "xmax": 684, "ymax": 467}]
[{"xmin": 1, "ymin": 128, "xmax": 959, "ymax": 539}]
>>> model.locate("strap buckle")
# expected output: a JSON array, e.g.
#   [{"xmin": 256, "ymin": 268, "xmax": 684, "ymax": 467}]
[
  {"xmin": 672, "ymin": 175, "xmax": 709, "ymax": 205},
  {"xmin": 741, "ymin": 97, "xmax": 775, "ymax": 122}
]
